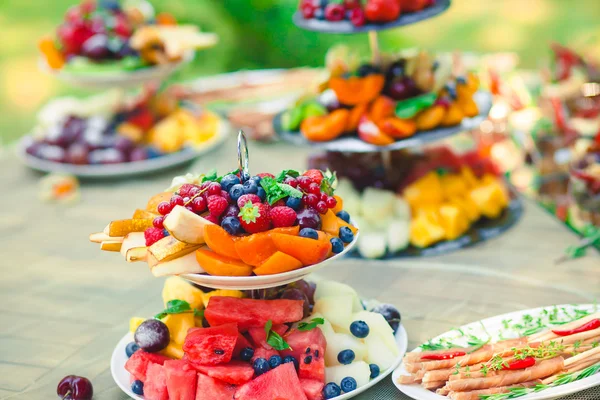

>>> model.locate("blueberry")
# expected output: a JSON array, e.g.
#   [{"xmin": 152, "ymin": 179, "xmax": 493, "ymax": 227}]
[
  {"xmin": 99, "ymin": 0, "xmax": 121, "ymax": 11},
  {"xmin": 286, "ymin": 196, "xmax": 302, "ymax": 210},
  {"xmin": 229, "ymin": 184, "xmax": 245, "ymax": 202},
  {"xmin": 338, "ymin": 226, "xmax": 354, "ymax": 243},
  {"xmin": 336, "ymin": 210, "xmax": 350, "ymax": 223},
  {"xmin": 282, "ymin": 355, "xmax": 299, "ymax": 371},
  {"xmin": 250, "ymin": 176, "xmax": 262, "ymax": 185},
  {"xmin": 253, "ymin": 358, "xmax": 270, "ymax": 376},
  {"xmin": 146, "ymin": 147, "xmax": 162, "ymax": 159},
  {"xmin": 300, "ymin": 228, "xmax": 319, "ymax": 240},
  {"xmin": 317, "ymin": 0, "xmax": 328, "ymax": 7},
  {"xmin": 337, "ymin": 349, "xmax": 355, "ymax": 365},
  {"xmin": 350, "ymin": 320, "xmax": 369, "ymax": 338},
  {"xmin": 257, "ymin": 187, "xmax": 266, "ymax": 201},
  {"xmin": 220, "ymin": 174, "xmax": 241, "ymax": 192},
  {"xmin": 163, "ymin": 229, "xmax": 170, "ymax": 237},
  {"xmin": 242, "ymin": 180, "xmax": 258, "ymax": 195},
  {"xmin": 269, "ymin": 355, "xmax": 282, "ymax": 369},
  {"xmin": 456, "ymin": 76, "xmax": 467, "ymax": 84},
  {"xmin": 323, "ymin": 382, "xmax": 341, "ymax": 399},
  {"xmin": 131, "ymin": 380, "xmax": 144, "ymax": 395},
  {"xmin": 240, "ymin": 347, "xmax": 254, "ymax": 362},
  {"xmin": 125, "ymin": 342, "xmax": 139, "ymax": 358},
  {"xmin": 314, "ymin": 8, "xmax": 325, "ymax": 20},
  {"xmin": 369, "ymin": 363, "xmax": 380, "ymax": 379},
  {"xmin": 357, "ymin": 64, "xmax": 381, "ymax": 77},
  {"xmin": 340, "ymin": 376, "xmax": 357, "ymax": 392},
  {"xmin": 330, "ymin": 237, "xmax": 344, "ymax": 254},
  {"xmin": 221, "ymin": 216, "xmax": 241, "ymax": 235}
]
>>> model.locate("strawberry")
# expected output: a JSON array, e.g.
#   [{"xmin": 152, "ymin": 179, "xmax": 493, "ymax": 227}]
[
  {"xmin": 237, "ymin": 194, "xmax": 262, "ymax": 209},
  {"xmin": 271, "ymin": 199, "xmax": 286, "ymax": 208},
  {"xmin": 303, "ymin": 169, "xmax": 324, "ymax": 184},
  {"xmin": 207, "ymin": 195, "xmax": 228, "ymax": 217},
  {"xmin": 238, "ymin": 202, "xmax": 271, "ymax": 233},
  {"xmin": 269, "ymin": 207, "xmax": 297, "ymax": 228},
  {"xmin": 144, "ymin": 227, "xmax": 165, "ymax": 246},
  {"xmin": 257, "ymin": 173, "xmax": 275, "ymax": 178},
  {"xmin": 365, "ymin": 0, "xmax": 401, "ymax": 23}
]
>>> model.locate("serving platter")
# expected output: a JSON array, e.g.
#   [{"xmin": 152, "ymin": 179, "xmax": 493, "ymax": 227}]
[
  {"xmin": 292, "ymin": 0, "xmax": 450, "ymax": 34},
  {"xmin": 393, "ymin": 304, "xmax": 600, "ymax": 400},
  {"xmin": 39, "ymin": 51, "xmax": 193, "ymax": 89},
  {"xmin": 274, "ymin": 91, "xmax": 492, "ymax": 153},
  {"xmin": 17, "ymin": 119, "xmax": 230, "ymax": 179},
  {"xmin": 111, "ymin": 310, "xmax": 407, "ymax": 400}
]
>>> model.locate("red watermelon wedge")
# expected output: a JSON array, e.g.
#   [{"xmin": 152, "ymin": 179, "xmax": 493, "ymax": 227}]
[
  {"xmin": 205, "ymin": 297, "xmax": 304, "ymax": 329},
  {"xmin": 189, "ymin": 360, "xmax": 254, "ymax": 385},
  {"xmin": 195, "ymin": 372, "xmax": 237, "ymax": 400},
  {"xmin": 300, "ymin": 379, "xmax": 324, "ymax": 400},
  {"xmin": 144, "ymin": 363, "xmax": 169, "ymax": 400},
  {"xmin": 125, "ymin": 350, "xmax": 172, "ymax": 382},
  {"xmin": 183, "ymin": 322, "xmax": 238, "ymax": 365},
  {"xmin": 248, "ymin": 324, "xmax": 288, "ymax": 349},
  {"xmin": 164, "ymin": 359, "xmax": 197, "ymax": 400},
  {"xmin": 234, "ymin": 363, "xmax": 308, "ymax": 400}
]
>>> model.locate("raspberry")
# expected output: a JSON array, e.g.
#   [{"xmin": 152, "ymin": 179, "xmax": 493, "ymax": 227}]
[
  {"xmin": 178, "ymin": 183, "xmax": 200, "ymax": 198},
  {"xmin": 144, "ymin": 227, "xmax": 165, "ymax": 246},
  {"xmin": 269, "ymin": 206, "xmax": 297, "ymax": 228},
  {"xmin": 257, "ymin": 173, "xmax": 275, "ymax": 178},
  {"xmin": 207, "ymin": 195, "xmax": 228, "ymax": 217},
  {"xmin": 203, "ymin": 214, "xmax": 220, "ymax": 225},
  {"xmin": 238, "ymin": 202, "xmax": 271, "ymax": 233},
  {"xmin": 221, "ymin": 190, "xmax": 232, "ymax": 204},
  {"xmin": 303, "ymin": 169, "xmax": 324, "ymax": 184},
  {"xmin": 237, "ymin": 194, "xmax": 262, "ymax": 209}
]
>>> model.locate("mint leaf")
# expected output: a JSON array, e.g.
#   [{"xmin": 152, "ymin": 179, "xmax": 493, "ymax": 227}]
[
  {"xmin": 201, "ymin": 168, "xmax": 218, "ymax": 183},
  {"xmin": 264, "ymin": 319, "xmax": 273, "ymax": 335},
  {"xmin": 264, "ymin": 319, "xmax": 291, "ymax": 350},
  {"xmin": 276, "ymin": 169, "xmax": 300, "ymax": 182},
  {"xmin": 320, "ymin": 169, "xmax": 337, "ymax": 196},
  {"xmin": 279, "ymin": 183, "xmax": 302, "ymax": 199},
  {"xmin": 395, "ymin": 93, "xmax": 437, "ymax": 119},
  {"xmin": 261, "ymin": 177, "xmax": 303, "ymax": 204},
  {"xmin": 154, "ymin": 299, "xmax": 192, "ymax": 319},
  {"xmin": 194, "ymin": 309, "xmax": 204, "ymax": 319},
  {"xmin": 297, "ymin": 318, "xmax": 325, "ymax": 331}
]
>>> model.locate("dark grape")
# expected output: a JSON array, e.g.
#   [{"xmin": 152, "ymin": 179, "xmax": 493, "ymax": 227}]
[
  {"xmin": 371, "ymin": 304, "xmax": 401, "ymax": 333},
  {"xmin": 81, "ymin": 34, "xmax": 111, "ymax": 60},
  {"xmin": 386, "ymin": 77, "xmax": 419, "ymax": 101},
  {"xmin": 129, "ymin": 147, "xmax": 149, "ymax": 162},
  {"xmin": 296, "ymin": 207, "xmax": 322, "ymax": 230},
  {"xmin": 114, "ymin": 136, "xmax": 134, "ymax": 154},
  {"xmin": 386, "ymin": 60, "xmax": 406, "ymax": 81},
  {"xmin": 281, "ymin": 288, "xmax": 310, "ymax": 318},
  {"xmin": 289, "ymin": 280, "xmax": 316, "ymax": 305},
  {"xmin": 134, "ymin": 319, "xmax": 170, "ymax": 352},
  {"xmin": 65, "ymin": 142, "xmax": 89, "ymax": 165}
]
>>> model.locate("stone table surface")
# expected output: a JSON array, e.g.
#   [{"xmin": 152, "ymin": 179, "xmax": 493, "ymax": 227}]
[{"xmin": 0, "ymin": 135, "xmax": 598, "ymax": 399}]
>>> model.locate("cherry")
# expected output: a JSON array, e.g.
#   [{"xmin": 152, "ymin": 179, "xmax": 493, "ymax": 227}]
[
  {"xmin": 297, "ymin": 176, "xmax": 312, "ymax": 190},
  {"xmin": 153, "ymin": 216, "xmax": 164, "ymax": 229},
  {"xmin": 325, "ymin": 4, "xmax": 345, "ymax": 21},
  {"xmin": 320, "ymin": 192, "xmax": 329, "ymax": 201},
  {"xmin": 308, "ymin": 183, "xmax": 321, "ymax": 195},
  {"xmin": 326, "ymin": 196, "xmax": 337, "ymax": 208},
  {"xmin": 157, "ymin": 201, "xmax": 172, "ymax": 216},
  {"xmin": 301, "ymin": 3, "xmax": 316, "ymax": 19},
  {"xmin": 284, "ymin": 177, "xmax": 298, "ymax": 188},
  {"xmin": 170, "ymin": 195, "xmax": 184, "ymax": 207},
  {"xmin": 349, "ymin": 7, "xmax": 366, "ymax": 27},
  {"xmin": 387, "ymin": 77, "xmax": 419, "ymax": 101},
  {"xmin": 316, "ymin": 201, "xmax": 328, "ymax": 214},
  {"xmin": 57, "ymin": 375, "xmax": 93, "ymax": 400},
  {"xmin": 191, "ymin": 197, "xmax": 207, "ymax": 213},
  {"xmin": 304, "ymin": 194, "xmax": 319, "ymax": 208}
]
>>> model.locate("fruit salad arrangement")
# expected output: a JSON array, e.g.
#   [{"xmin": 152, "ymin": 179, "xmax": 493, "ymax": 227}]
[
  {"xmin": 39, "ymin": 0, "xmax": 217, "ymax": 73},
  {"xmin": 280, "ymin": 48, "xmax": 480, "ymax": 146},
  {"xmin": 90, "ymin": 168, "xmax": 358, "ymax": 277},
  {"xmin": 298, "ymin": 0, "xmax": 435, "ymax": 27},
  {"xmin": 313, "ymin": 147, "xmax": 510, "ymax": 257},
  {"xmin": 570, "ymin": 134, "xmax": 600, "ymax": 226},
  {"xmin": 24, "ymin": 88, "xmax": 221, "ymax": 166},
  {"xmin": 122, "ymin": 277, "xmax": 402, "ymax": 399}
]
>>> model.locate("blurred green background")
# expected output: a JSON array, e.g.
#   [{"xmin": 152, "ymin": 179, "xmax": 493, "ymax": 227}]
[{"xmin": 1, "ymin": 0, "xmax": 599, "ymax": 145}]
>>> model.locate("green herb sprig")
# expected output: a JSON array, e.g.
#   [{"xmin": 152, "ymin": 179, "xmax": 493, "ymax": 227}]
[
  {"xmin": 155, "ymin": 299, "xmax": 203, "ymax": 320},
  {"xmin": 265, "ymin": 320, "xmax": 291, "ymax": 351},
  {"xmin": 297, "ymin": 318, "xmax": 324, "ymax": 332}
]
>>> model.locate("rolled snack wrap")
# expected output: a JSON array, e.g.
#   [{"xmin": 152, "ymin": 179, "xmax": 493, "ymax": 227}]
[
  {"xmin": 404, "ymin": 346, "xmax": 473, "ymax": 363},
  {"xmin": 447, "ymin": 380, "xmax": 541, "ymax": 400},
  {"xmin": 397, "ymin": 374, "xmax": 421, "ymax": 385},
  {"xmin": 564, "ymin": 346, "xmax": 600, "ymax": 367},
  {"xmin": 436, "ymin": 386, "xmax": 451, "ymax": 396},
  {"xmin": 423, "ymin": 367, "xmax": 456, "ymax": 383},
  {"xmin": 449, "ymin": 358, "xmax": 517, "ymax": 381},
  {"xmin": 530, "ymin": 313, "xmax": 600, "ymax": 342},
  {"xmin": 539, "ymin": 327, "xmax": 600, "ymax": 347},
  {"xmin": 423, "ymin": 380, "xmax": 447, "ymax": 390},
  {"xmin": 447, "ymin": 357, "xmax": 564, "ymax": 392}
]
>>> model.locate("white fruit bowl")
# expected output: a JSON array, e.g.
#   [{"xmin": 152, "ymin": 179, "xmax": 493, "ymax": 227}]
[
  {"xmin": 180, "ymin": 227, "xmax": 359, "ymax": 290},
  {"xmin": 111, "ymin": 313, "xmax": 406, "ymax": 400}
]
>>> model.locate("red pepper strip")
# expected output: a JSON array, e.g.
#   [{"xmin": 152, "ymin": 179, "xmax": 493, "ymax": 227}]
[
  {"xmin": 420, "ymin": 351, "xmax": 466, "ymax": 361},
  {"xmin": 552, "ymin": 319, "xmax": 600, "ymax": 336},
  {"xmin": 504, "ymin": 357, "xmax": 536, "ymax": 370}
]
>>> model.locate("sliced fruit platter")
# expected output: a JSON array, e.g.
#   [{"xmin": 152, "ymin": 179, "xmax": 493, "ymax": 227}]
[
  {"xmin": 112, "ymin": 277, "xmax": 407, "ymax": 400},
  {"xmin": 39, "ymin": 0, "xmax": 217, "ymax": 87},
  {"xmin": 310, "ymin": 146, "xmax": 521, "ymax": 258},
  {"xmin": 570, "ymin": 133, "xmax": 600, "ymax": 226},
  {"xmin": 293, "ymin": 0, "xmax": 450, "ymax": 34},
  {"xmin": 394, "ymin": 303, "xmax": 600, "ymax": 400},
  {"xmin": 276, "ymin": 47, "xmax": 491, "ymax": 152},
  {"xmin": 20, "ymin": 87, "xmax": 226, "ymax": 177},
  {"xmin": 90, "ymin": 163, "xmax": 359, "ymax": 288}
]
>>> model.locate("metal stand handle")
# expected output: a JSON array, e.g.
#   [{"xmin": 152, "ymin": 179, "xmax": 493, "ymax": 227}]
[{"xmin": 237, "ymin": 130, "xmax": 250, "ymax": 181}]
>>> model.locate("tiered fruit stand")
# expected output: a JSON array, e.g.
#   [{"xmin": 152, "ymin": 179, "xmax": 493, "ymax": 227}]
[{"xmin": 275, "ymin": 0, "xmax": 523, "ymax": 259}]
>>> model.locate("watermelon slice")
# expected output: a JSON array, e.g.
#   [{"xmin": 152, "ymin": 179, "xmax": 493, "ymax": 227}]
[
  {"xmin": 234, "ymin": 363, "xmax": 308, "ymax": 400},
  {"xmin": 183, "ymin": 322, "xmax": 238, "ymax": 365},
  {"xmin": 251, "ymin": 347, "xmax": 279, "ymax": 364},
  {"xmin": 196, "ymin": 372, "xmax": 237, "ymax": 400},
  {"xmin": 205, "ymin": 297, "xmax": 304, "ymax": 330},
  {"xmin": 233, "ymin": 333, "xmax": 254, "ymax": 359},
  {"xmin": 164, "ymin": 359, "xmax": 197, "ymax": 400},
  {"xmin": 248, "ymin": 324, "xmax": 288, "ymax": 349},
  {"xmin": 280, "ymin": 329, "xmax": 327, "ymax": 363},
  {"xmin": 300, "ymin": 379, "xmax": 324, "ymax": 400},
  {"xmin": 144, "ymin": 363, "xmax": 169, "ymax": 400},
  {"xmin": 298, "ymin": 345, "xmax": 325, "ymax": 382},
  {"xmin": 188, "ymin": 360, "xmax": 254, "ymax": 385},
  {"xmin": 125, "ymin": 350, "xmax": 172, "ymax": 382}
]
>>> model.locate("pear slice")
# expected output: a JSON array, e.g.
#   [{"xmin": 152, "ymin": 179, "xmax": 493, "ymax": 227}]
[
  {"xmin": 151, "ymin": 252, "xmax": 204, "ymax": 277},
  {"xmin": 100, "ymin": 241, "xmax": 122, "ymax": 252},
  {"xmin": 120, "ymin": 232, "xmax": 146, "ymax": 258},
  {"xmin": 90, "ymin": 232, "xmax": 123, "ymax": 243},
  {"xmin": 147, "ymin": 235, "xmax": 201, "ymax": 267},
  {"xmin": 163, "ymin": 205, "xmax": 214, "ymax": 244},
  {"xmin": 105, "ymin": 219, "xmax": 154, "ymax": 237},
  {"xmin": 126, "ymin": 247, "xmax": 148, "ymax": 262},
  {"xmin": 133, "ymin": 208, "xmax": 159, "ymax": 219}
]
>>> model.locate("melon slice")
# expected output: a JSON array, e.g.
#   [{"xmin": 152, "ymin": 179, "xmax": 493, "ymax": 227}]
[
  {"xmin": 164, "ymin": 359, "xmax": 197, "ymax": 400},
  {"xmin": 183, "ymin": 323, "xmax": 238, "ymax": 365},
  {"xmin": 234, "ymin": 363, "xmax": 308, "ymax": 400},
  {"xmin": 204, "ymin": 297, "xmax": 304, "ymax": 330},
  {"xmin": 144, "ymin": 363, "xmax": 169, "ymax": 400},
  {"xmin": 196, "ymin": 372, "xmax": 237, "ymax": 400}
]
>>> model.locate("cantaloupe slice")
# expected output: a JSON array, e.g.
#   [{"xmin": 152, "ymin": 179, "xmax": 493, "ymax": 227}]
[
  {"xmin": 204, "ymin": 225, "xmax": 241, "ymax": 260},
  {"xmin": 270, "ymin": 233, "xmax": 331, "ymax": 266},
  {"xmin": 196, "ymin": 248, "xmax": 253, "ymax": 276},
  {"xmin": 254, "ymin": 252, "xmax": 303, "ymax": 275}
]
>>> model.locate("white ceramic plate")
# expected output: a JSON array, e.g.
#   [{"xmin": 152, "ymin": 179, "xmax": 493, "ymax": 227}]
[
  {"xmin": 393, "ymin": 304, "xmax": 599, "ymax": 400},
  {"xmin": 17, "ymin": 119, "xmax": 230, "ymax": 179},
  {"xmin": 180, "ymin": 229, "xmax": 359, "ymax": 290},
  {"xmin": 39, "ymin": 51, "xmax": 193, "ymax": 89},
  {"xmin": 112, "ymin": 316, "xmax": 407, "ymax": 400}
]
